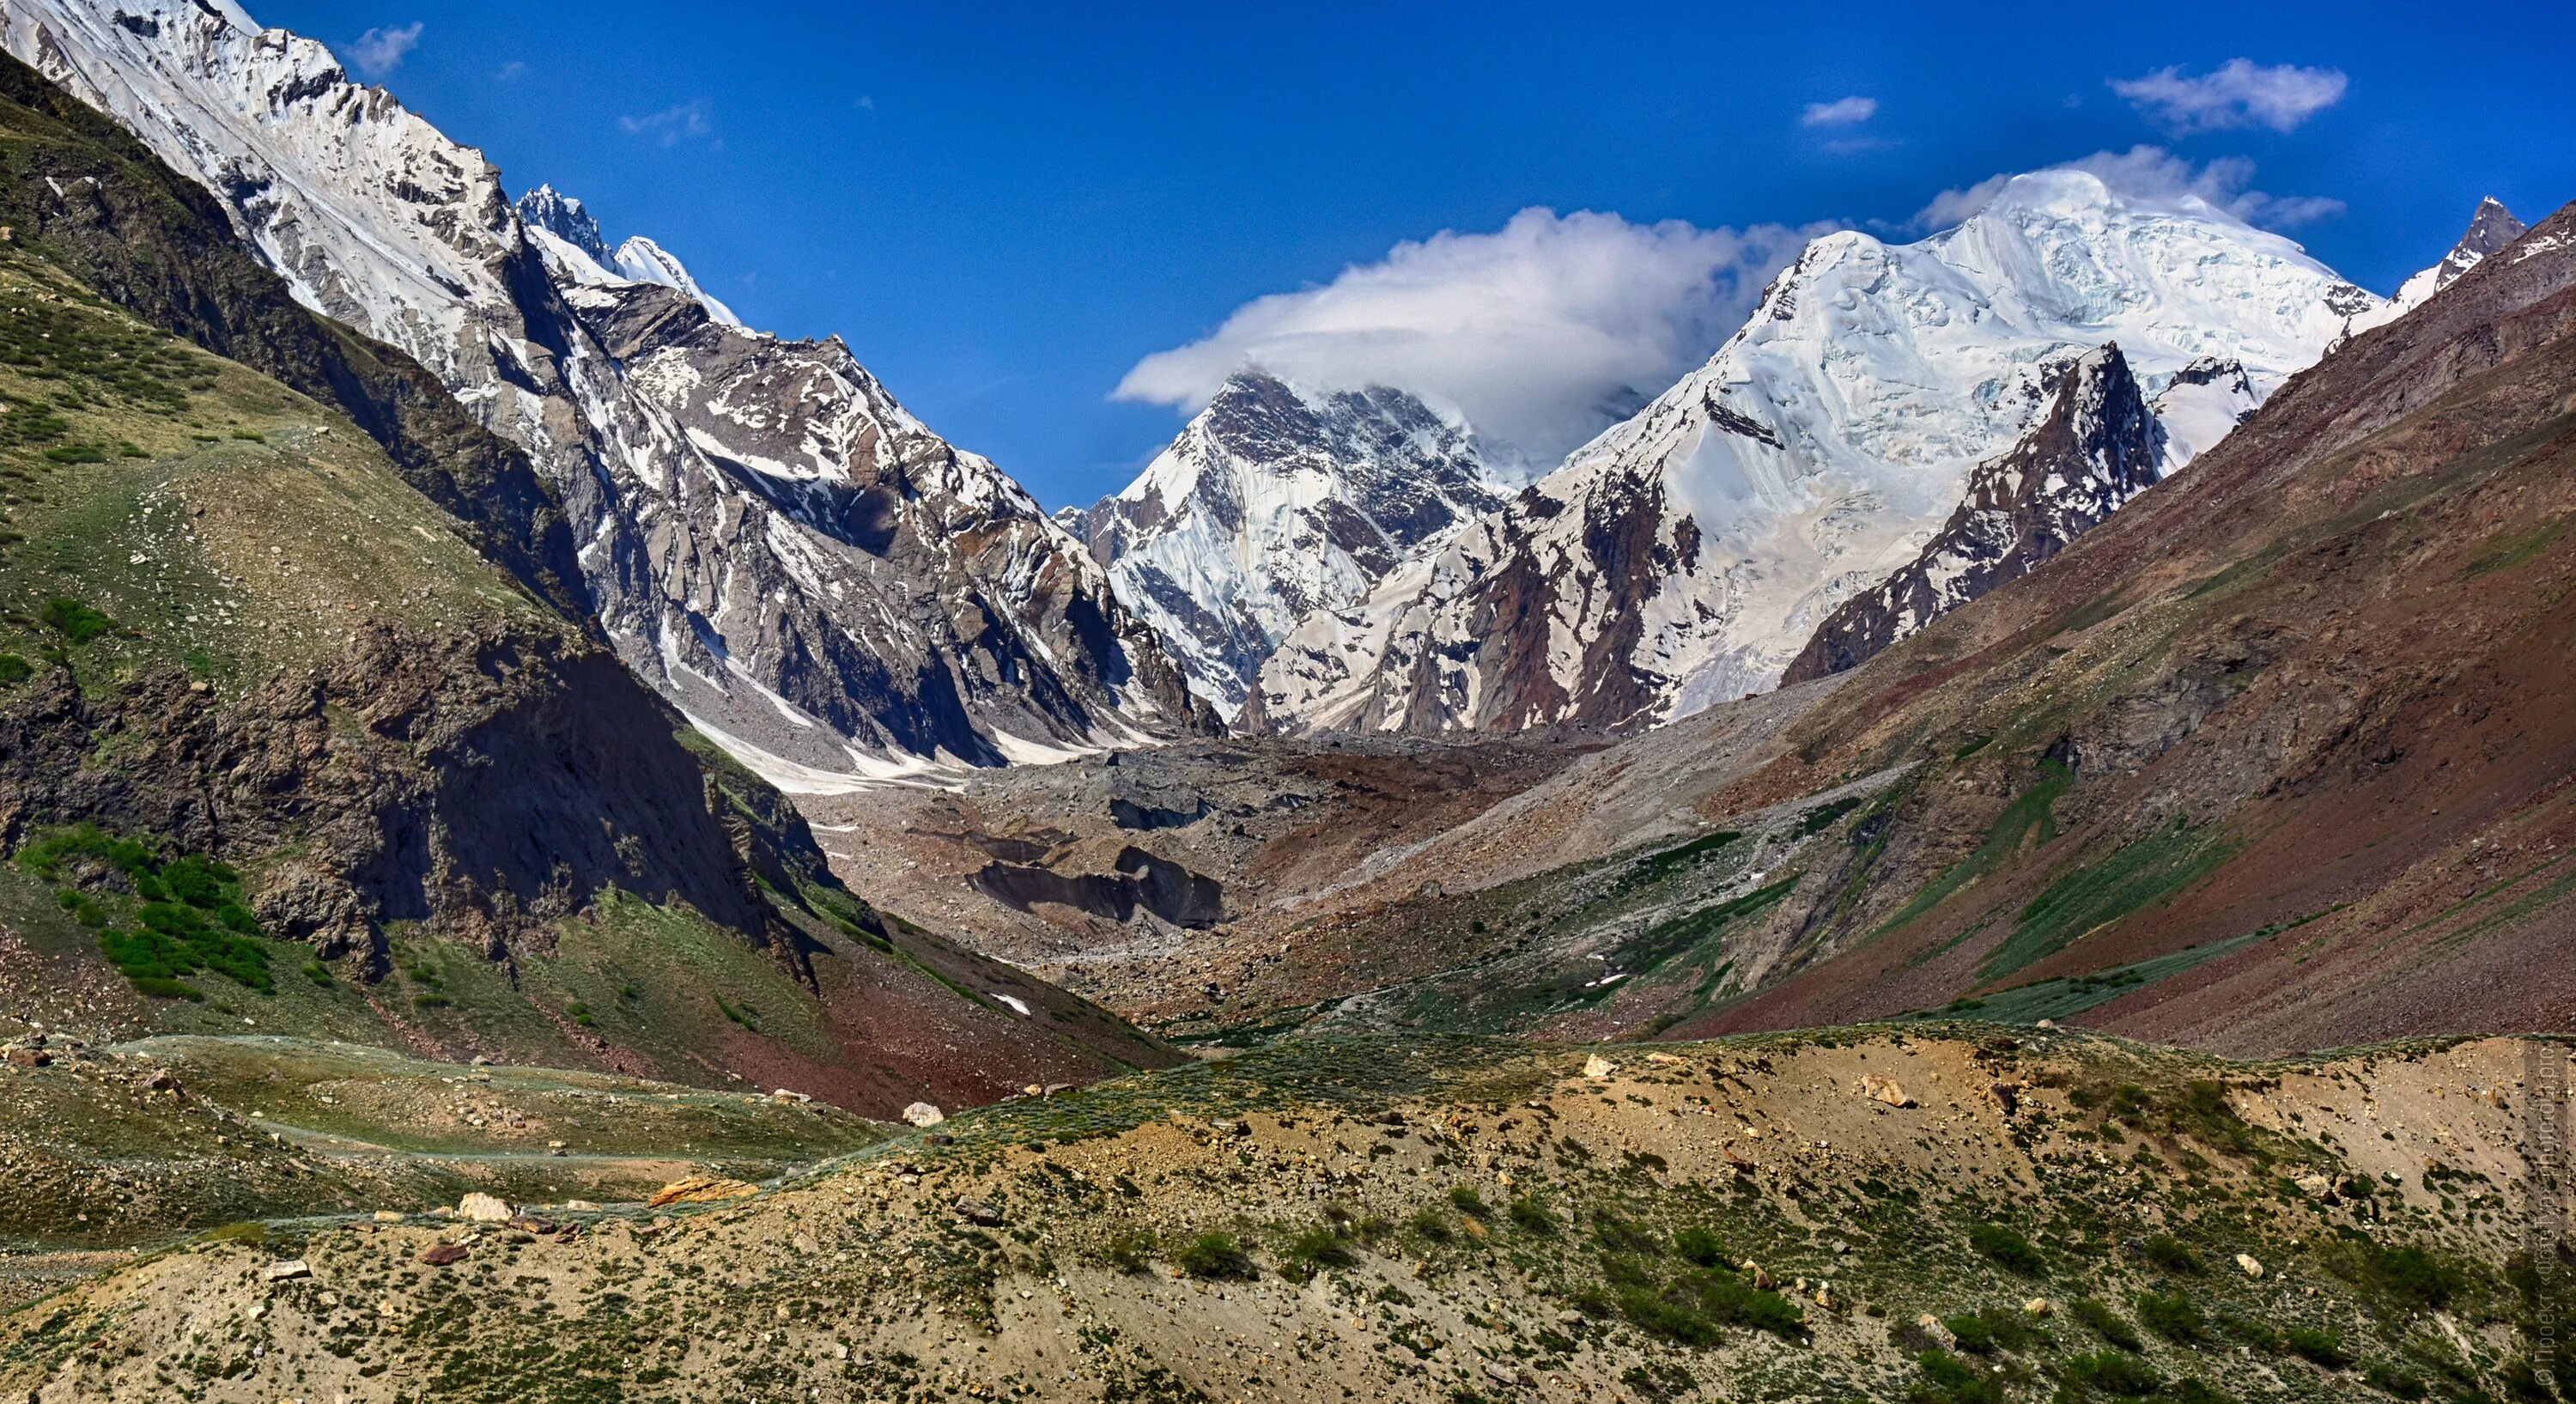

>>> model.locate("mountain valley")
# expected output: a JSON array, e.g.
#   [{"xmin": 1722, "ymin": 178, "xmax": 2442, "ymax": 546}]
[{"xmin": 0, "ymin": 1, "xmax": 2564, "ymax": 1400}]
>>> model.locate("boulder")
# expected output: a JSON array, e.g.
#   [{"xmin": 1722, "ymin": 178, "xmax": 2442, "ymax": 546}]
[
  {"xmin": 1582, "ymin": 1055, "xmax": 1617, "ymax": 1080},
  {"xmin": 2236, "ymin": 1254, "xmax": 2264, "ymax": 1279},
  {"xmin": 261, "ymin": 1258, "xmax": 312, "ymax": 1283},
  {"xmin": 954, "ymin": 1199, "xmax": 1005, "ymax": 1228},
  {"xmin": 421, "ymin": 1243, "xmax": 469, "ymax": 1266},
  {"xmin": 901, "ymin": 1102, "xmax": 945, "ymax": 1128},
  {"xmin": 458, "ymin": 1193, "xmax": 513, "ymax": 1223},
  {"xmin": 1860, "ymin": 1075, "xmax": 1915, "ymax": 1108}
]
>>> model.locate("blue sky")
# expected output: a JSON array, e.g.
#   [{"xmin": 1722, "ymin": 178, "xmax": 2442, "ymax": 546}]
[{"xmin": 263, "ymin": 1, "xmax": 2576, "ymax": 508}]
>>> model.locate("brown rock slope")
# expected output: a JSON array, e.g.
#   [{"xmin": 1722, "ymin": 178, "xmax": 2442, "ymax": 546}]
[{"xmin": 1655, "ymin": 201, "xmax": 2576, "ymax": 1053}]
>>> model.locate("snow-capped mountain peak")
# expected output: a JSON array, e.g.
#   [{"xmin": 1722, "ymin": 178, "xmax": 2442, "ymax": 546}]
[
  {"xmin": 2392, "ymin": 197, "xmax": 2529, "ymax": 314},
  {"xmin": 1072, "ymin": 369, "xmax": 1507, "ymax": 716},
  {"xmin": 517, "ymin": 183, "xmax": 613, "ymax": 264},
  {"xmin": 5, "ymin": 0, "xmax": 1206, "ymax": 781},
  {"xmin": 512, "ymin": 185, "xmax": 744, "ymax": 329},
  {"xmin": 1251, "ymin": 168, "xmax": 2379, "ymax": 735}
]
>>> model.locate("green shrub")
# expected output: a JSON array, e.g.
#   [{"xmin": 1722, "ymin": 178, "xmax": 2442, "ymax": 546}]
[
  {"xmin": 2070, "ymin": 1297, "xmax": 2142, "ymax": 1352},
  {"xmin": 55, "ymin": 890, "xmax": 105, "ymax": 927},
  {"xmin": 1175, "ymin": 1232, "xmax": 1256, "ymax": 1279},
  {"xmin": 1905, "ymin": 1349, "xmax": 2001, "ymax": 1404},
  {"xmin": 228, "ymin": 428, "xmax": 264, "ymax": 441},
  {"xmin": 1102, "ymin": 1230, "xmax": 1154, "ymax": 1274},
  {"xmin": 1449, "ymin": 1186, "xmax": 1492, "ymax": 1219},
  {"xmin": 0, "ymin": 653, "xmax": 31, "ymax": 684},
  {"xmin": 2140, "ymin": 1233, "xmax": 2200, "ymax": 1273},
  {"xmin": 2061, "ymin": 1351, "xmax": 2161, "ymax": 1395},
  {"xmin": 1406, "ymin": 1209, "xmax": 1453, "ymax": 1243},
  {"xmin": 37, "ymin": 596, "xmax": 112, "ymax": 645},
  {"xmin": 1673, "ymin": 1226, "xmax": 1727, "ymax": 1267},
  {"xmin": 1285, "ymin": 1225, "xmax": 1357, "ymax": 1272},
  {"xmin": 2137, "ymin": 1289, "xmax": 2203, "ymax": 1342},
  {"xmin": 2285, "ymin": 1327, "xmax": 2348, "ymax": 1369},
  {"xmin": 1507, "ymin": 1195, "xmax": 1559, "ymax": 1235},
  {"xmin": 301, "ymin": 961, "xmax": 333, "ymax": 986},
  {"xmin": 1969, "ymin": 1224, "xmax": 2045, "ymax": 1274},
  {"xmin": 2361, "ymin": 1363, "xmax": 2427, "ymax": 1400},
  {"xmin": 1593, "ymin": 1213, "xmax": 1662, "ymax": 1256},
  {"xmin": 1614, "ymin": 1265, "xmax": 1803, "ymax": 1345}
]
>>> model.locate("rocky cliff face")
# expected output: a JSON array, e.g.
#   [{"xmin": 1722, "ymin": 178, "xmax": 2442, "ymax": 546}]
[
  {"xmin": 1071, "ymin": 371, "xmax": 1504, "ymax": 715},
  {"xmin": 1, "ymin": 0, "xmax": 1208, "ymax": 785},
  {"xmin": 1250, "ymin": 170, "xmax": 2378, "ymax": 737},
  {"xmin": 1782, "ymin": 343, "xmax": 2169, "ymax": 682}
]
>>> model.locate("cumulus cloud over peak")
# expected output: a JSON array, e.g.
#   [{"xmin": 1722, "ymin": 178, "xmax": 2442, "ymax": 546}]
[
  {"xmin": 1115, "ymin": 208, "xmax": 1827, "ymax": 471},
  {"xmin": 2111, "ymin": 59, "xmax": 2348, "ymax": 133},
  {"xmin": 1912, "ymin": 145, "xmax": 2345, "ymax": 232}
]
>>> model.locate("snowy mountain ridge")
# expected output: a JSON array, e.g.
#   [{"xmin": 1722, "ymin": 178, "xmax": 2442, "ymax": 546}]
[
  {"xmin": 1249, "ymin": 168, "xmax": 2383, "ymax": 735},
  {"xmin": 516, "ymin": 183, "xmax": 744, "ymax": 327},
  {"xmin": 1, "ymin": 0, "xmax": 1206, "ymax": 784},
  {"xmin": 1071, "ymin": 370, "xmax": 1507, "ymax": 715}
]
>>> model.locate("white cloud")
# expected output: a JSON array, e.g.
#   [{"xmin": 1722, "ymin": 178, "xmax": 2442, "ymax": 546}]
[
  {"xmin": 494, "ymin": 59, "xmax": 528, "ymax": 82},
  {"xmin": 619, "ymin": 100, "xmax": 712, "ymax": 148},
  {"xmin": 2111, "ymin": 59, "xmax": 2348, "ymax": 133},
  {"xmin": 346, "ymin": 21, "xmax": 422, "ymax": 80},
  {"xmin": 1911, "ymin": 146, "xmax": 2344, "ymax": 232},
  {"xmin": 1800, "ymin": 96, "xmax": 1878, "ymax": 128},
  {"xmin": 1116, "ymin": 209, "xmax": 1828, "ymax": 471}
]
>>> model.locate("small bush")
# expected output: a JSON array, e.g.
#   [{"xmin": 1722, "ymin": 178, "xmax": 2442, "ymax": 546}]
[
  {"xmin": 2285, "ymin": 1327, "xmax": 2349, "ymax": 1369},
  {"xmin": 2137, "ymin": 1289, "xmax": 2203, "ymax": 1342},
  {"xmin": 1673, "ymin": 1226, "xmax": 1727, "ymax": 1267},
  {"xmin": 2362, "ymin": 1363, "xmax": 2427, "ymax": 1400},
  {"xmin": 301, "ymin": 961, "xmax": 333, "ymax": 986},
  {"xmin": 1449, "ymin": 1186, "xmax": 1492, "ymax": 1219},
  {"xmin": 0, "ymin": 653, "xmax": 32, "ymax": 684},
  {"xmin": 229, "ymin": 428, "xmax": 265, "ymax": 441},
  {"xmin": 1406, "ymin": 1209, "xmax": 1453, "ymax": 1243},
  {"xmin": 2140, "ymin": 1233, "xmax": 2200, "ymax": 1273},
  {"xmin": 1593, "ymin": 1213, "xmax": 1662, "ymax": 1256},
  {"xmin": 1507, "ymin": 1195, "xmax": 1559, "ymax": 1236},
  {"xmin": 1174, "ymin": 1232, "xmax": 1256, "ymax": 1280},
  {"xmin": 1969, "ymin": 1223, "xmax": 2046, "ymax": 1274},
  {"xmin": 1102, "ymin": 1230, "xmax": 1154, "ymax": 1274},
  {"xmin": 1285, "ymin": 1225, "xmax": 1357, "ymax": 1272},
  {"xmin": 39, "ymin": 596, "xmax": 112, "ymax": 645},
  {"xmin": 2061, "ymin": 1351, "xmax": 2161, "ymax": 1395},
  {"xmin": 2070, "ymin": 1297, "xmax": 2142, "ymax": 1352},
  {"xmin": 1905, "ymin": 1348, "xmax": 2001, "ymax": 1404}
]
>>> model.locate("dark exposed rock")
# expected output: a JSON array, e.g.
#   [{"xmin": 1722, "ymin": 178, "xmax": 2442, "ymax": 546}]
[{"xmin": 1784, "ymin": 344, "xmax": 2167, "ymax": 683}]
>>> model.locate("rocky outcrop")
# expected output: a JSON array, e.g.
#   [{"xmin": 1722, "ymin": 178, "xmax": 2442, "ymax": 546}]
[{"xmin": 1783, "ymin": 344, "xmax": 2167, "ymax": 683}]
